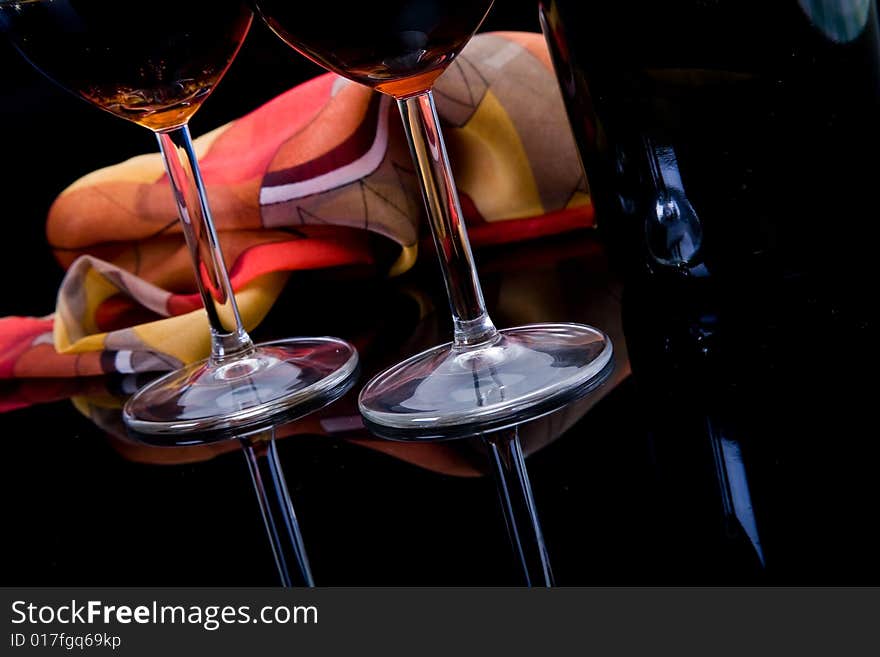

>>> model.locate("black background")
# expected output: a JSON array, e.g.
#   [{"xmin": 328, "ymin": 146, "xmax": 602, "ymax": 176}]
[{"xmin": 1, "ymin": 1, "xmax": 878, "ymax": 586}]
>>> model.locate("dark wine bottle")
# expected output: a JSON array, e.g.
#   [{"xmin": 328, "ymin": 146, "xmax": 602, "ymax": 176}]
[
  {"xmin": 541, "ymin": 0, "xmax": 878, "ymax": 578},
  {"xmin": 540, "ymin": 0, "xmax": 880, "ymax": 289}
]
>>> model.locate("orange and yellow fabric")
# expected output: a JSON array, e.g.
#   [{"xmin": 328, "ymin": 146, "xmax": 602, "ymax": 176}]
[{"xmin": 0, "ymin": 32, "xmax": 592, "ymax": 387}]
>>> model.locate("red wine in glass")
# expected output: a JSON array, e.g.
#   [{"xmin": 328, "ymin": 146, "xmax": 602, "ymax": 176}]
[
  {"xmin": 253, "ymin": 0, "xmax": 494, "ymax": 97},
  {"xmin": 0, "ymin": 0, "xmax": 250, "ymax": 129}
]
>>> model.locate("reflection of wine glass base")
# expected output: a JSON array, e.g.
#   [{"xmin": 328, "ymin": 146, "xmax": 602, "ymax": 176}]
[
  {"xmin": 124, "ymin": 337, "xmax": 358, "ymax": 435},
  {"xmin": 359, "ymin": 323, "xmax": 612, "ymax": 440}
]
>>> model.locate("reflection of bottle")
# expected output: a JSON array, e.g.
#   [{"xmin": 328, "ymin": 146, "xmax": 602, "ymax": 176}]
[
  {"xmin": 643, "ymin": 138, "xmax": 704, "ymax": 271},
  {"xmin": 706, "ymin": 417, "xmax": 765, "ymax": 569}
]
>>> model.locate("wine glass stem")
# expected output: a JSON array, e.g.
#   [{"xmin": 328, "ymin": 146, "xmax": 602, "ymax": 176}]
[
  {"xmin": 397, "ymin": 91, "xmax": 498, "ymax": 347},
  {"xmin": 484, "ymin": 427, "xmax": 555, "ymax": 587},
  {"xmin": 156, "ymin": 125, "xmax": 254, "ymax": 362},
  {"xmin": 242, "ymin": 432, "xmax": 315, "ymax": 587}
]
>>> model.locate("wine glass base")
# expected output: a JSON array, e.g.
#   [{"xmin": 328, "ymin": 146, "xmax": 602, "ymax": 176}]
[
  {"xmin": 358, "ymin": 323, "xmax": 613, "ymax": 440},
  {"xmin": 123, "ymin": 337, "xmax": 358, "ymax": 438}
]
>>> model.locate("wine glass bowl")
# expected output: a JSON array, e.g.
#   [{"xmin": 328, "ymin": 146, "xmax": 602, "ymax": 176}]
[
  {"xmin": 252, "ymin": 0, "xmax": 495, "ymax": 98},
  {"xmin": 1, "ymin": 0, "xmax": 360, "ymax": 435},
  {"xmin": 0, "ymin": 0, "xmax": 252, "ymax": 130}
]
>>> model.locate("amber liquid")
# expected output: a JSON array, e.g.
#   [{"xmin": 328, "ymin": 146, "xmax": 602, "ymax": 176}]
[
  {"xmin": 251, "ymin": 0, "xmax": 494, "ymax": 97},
  {"xmin": 0, "ymin": 0, "xmax": 252, "ymax": 130}
]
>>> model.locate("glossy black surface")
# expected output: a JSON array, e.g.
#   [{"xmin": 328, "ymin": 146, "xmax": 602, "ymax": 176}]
[{"xmin": 2, "ymin": 2, "xmax": 878, "ymax": 585}]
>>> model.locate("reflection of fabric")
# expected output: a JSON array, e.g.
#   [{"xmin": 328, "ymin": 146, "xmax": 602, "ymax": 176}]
[
  {"xmin": 74, "ymin": 389, "xmax": 488, "ymax": 477},
  {"xmin": 0, "ymin": 31, "xmax": 592, "ymax": 380},
  {"xmin": 11, "ymin": 234, "xmax": 630, "ymax": 478}
]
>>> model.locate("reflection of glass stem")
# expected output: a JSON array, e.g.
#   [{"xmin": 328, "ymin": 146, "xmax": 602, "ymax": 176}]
[
  {"xmin": 645, "ymin": 136, "xmax": 671, "ymax": 198},
  {"xmin": 471, "ymin": 360, "xmax": 553, "ymax": 586},
  {"xmin": 643, "ymin": 136, "xmax": 703, "ymax": 268},
  {"xmin": 241, "ymin": 429, "xmax": 315, "ymax": 586},
  {"xmin": 484, "ymin": 427, "xmax": 554, "ymax": 587}
]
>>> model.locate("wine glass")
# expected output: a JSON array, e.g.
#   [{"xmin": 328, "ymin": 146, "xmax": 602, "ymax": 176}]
[
  {"xmin": 0, "ymin": 0, "xmax": 358, "ymax": 435},
  {"xmin": 250, "ymin": 0, "xmax": 613, "ymax": 586},
  {"xmin": 250, "ymin": 0, "xmax": 612, "ymax": 436}
]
